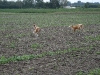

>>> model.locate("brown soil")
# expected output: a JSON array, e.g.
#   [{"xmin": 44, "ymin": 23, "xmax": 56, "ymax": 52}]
[{"xmin": 0, "ymin": 24, "xmax": 100, "ymax": 75}]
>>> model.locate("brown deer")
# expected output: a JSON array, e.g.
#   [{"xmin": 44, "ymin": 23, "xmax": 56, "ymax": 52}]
[
  {"xmin": 69, "ymin": 24, "xmax": 83, "ymax": 32},
  {"xmin": 33, "ymin": 24, "xmax": 41, "ymax": 37}
]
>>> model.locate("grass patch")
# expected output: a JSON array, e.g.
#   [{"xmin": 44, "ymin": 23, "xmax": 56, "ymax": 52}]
[
  {"xmin": 7, "ymin": 42, "xmax": 16, "ymax": 48},
  {"xmin": 96, "ymin": 52, "xmax": 100, "ymax": 55},
  {"xmin": 85, "ymin": 35, "xmax": 100, "ymax": 41},
  {"xmin": 0, "ymin": 45, "xmax": 93, "ymax": 64},
  {"xmin": 17, "ymin": 33, "xmax": 26, "ymax": 37},
  {"xmin": 0, "ymin": 8, "xmax": 100, "ymax": 13},
  {"xmin": 31, "ymin": 43, "xmax": 42, "ymax": 49},
  {"xmin": 76, "ymin": 68, "xmax": 100, "ymax": 75},
  {"xmin": 0, "ymin": 8, "xmax": 100, "ymax": 30},
  {"xmin": 5, "ymin": 33, "xmax": 30, "ymax": 38},
  {"xmin": 5, "ymin": 34, "xmax": 13, "ymax": 38}
]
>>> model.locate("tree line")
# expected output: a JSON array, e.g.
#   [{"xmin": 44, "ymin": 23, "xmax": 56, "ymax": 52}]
[
  {"xmin": 0, "ymin": 0, "xmax": 100, "ymax": 9},
  {"xmin": 0, "ymin": 0, "xmax": 68, "ymax": 9},
  {"xmin": 67, "ymin": 1, "xmax": 100, "ymax": 8}
]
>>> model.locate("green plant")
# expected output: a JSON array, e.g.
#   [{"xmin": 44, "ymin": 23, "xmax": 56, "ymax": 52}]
[
  {"xmin": 18, "ymin": 33, "xmax": 26, "ymax": 37},
  {"xmin": 31, "ymin": 43, "xmax": 42, "ymax": 49},
  {"xmin": 0, "ymin": 56, "xmax": 8, "ymax": 64},
  {"xmin": 0, "ymin": 9, "xmax": 100, "ymax": 31},
  {"xmin": 5, "ymin": 34, "xmax": 13, "ymax": 38},
  {"xmin": 76, "ymin": 68, "xmax": 100, "ymax": 75},
  {"xmin": 8, "ymin": 42, "xmax": 16, "ymax": 48},
  {"xmin": 96, "ymin": 52, "xmax": 100, "ymax": 55},
  {"xmin": 76, "ymin": 71, "xmax": 85, "ymax": 75},
  {"xmin": 85, "ymin": 35, "xmax": 100, "ymax": 41},
  {"xmin": 88, "ymin": 68, "xmax": 100, "ymax": 75},
  {"xmin": 0, "ymin": 45, "xmax": 94, "ymax": 64}
]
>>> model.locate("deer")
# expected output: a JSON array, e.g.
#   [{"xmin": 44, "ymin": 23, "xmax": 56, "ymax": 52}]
[
  {"xmin": 69, "ymin": 24, "xmax": 83, "ymax": 32},
  {"xmin": 33, "ymin": 24, "xmax": 41, "ymax": 37}
]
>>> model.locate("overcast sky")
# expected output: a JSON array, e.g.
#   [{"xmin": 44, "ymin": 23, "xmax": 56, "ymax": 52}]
[
  {"xmin": 7, "ymin": 0, "xmax": 100, "ymax": 3},
  {"xmin": 44, "ymin": 0, "xmax": 100, "ymax": 3}
]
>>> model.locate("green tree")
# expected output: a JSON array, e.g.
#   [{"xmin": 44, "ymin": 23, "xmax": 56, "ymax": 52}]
[
  {"xmin": 35, "ymin": 0, "xmax": 44, "ymax": 8},
  {"xmin": 35, "ymin": 0, "xmax": 43, "ymax": 3},
  {"xmin": 50, "ymin": 0, "xmax": 60, "ymax": 8},
  {"xmin": 59, "ymin": 0, "xmax": 67, "ymax": 7},
  {"xmin": 85, "ymin": 2, "xmax": 90, "ymax": 8},
  {"xmin": 23, "ymin": 0, "xmax": 34, "ymax": 8},
  {"xmin": 16, "ymin": 0, "xmax": 23, "ymax": 8}
]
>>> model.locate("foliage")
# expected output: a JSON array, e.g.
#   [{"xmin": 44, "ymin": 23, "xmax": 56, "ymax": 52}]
[
  {"xmin": 76, "ymin": 68, "xmax": 100, "ymax": 75},
  {"xmin": 96, "ymin": 52, "xmax": 100, "ymax": 55},
  {"xmin": 0, "ymin": 46, "xmax": 93, "ymax": 64},
  {"xmin": 85, "ymin": 2, "xmax": 100, "ymax": 8},
  {"xmin": 85, "ymin": 35, "xmax": 100, "ymax": 41},
  {"xmin": 0, "ymin": 0, "xmax": 100, "ymax": 9},
  {"xmin": 31, "ymin": 43, "xmax": 42, "ymax": 49},
  {"xmin": 0, "ymin": 8, "xmax": 100, "ymax": 31},
  {"xmin": 50, "ymin": 0, "xmax": 60, "ymax": 8},
  {"xmin": 0, "ymin": 0, "xmax": 61, "ymax": 9},
  {"xmin": 0, "ymin": 8, "xmax": 100, "ymax": 13}
]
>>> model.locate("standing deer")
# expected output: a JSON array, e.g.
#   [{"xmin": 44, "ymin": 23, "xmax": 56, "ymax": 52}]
[{"xmin": 33, "ymin": 24, "xmax": 41, "ymax": 37}]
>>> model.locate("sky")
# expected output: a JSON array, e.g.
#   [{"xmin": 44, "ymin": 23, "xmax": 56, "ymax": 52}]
[
  {"xmin": 44, "ymin": 0, "xmax": 100, "ymax": 3},
  {"xmin": 7, "ymin": 0, "xmax": 100, "ymax": 3}
]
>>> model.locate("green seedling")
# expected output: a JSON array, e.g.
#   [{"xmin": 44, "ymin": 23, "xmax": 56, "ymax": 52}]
[
  {"xmin": 85, "ymin": 35, "xmax": 100, "ymax": 41},
  {"xmin": 96, "ymin": 52, "xmax": 100, "ymax": 55},
  {"xmin": 7, "ymin": 42, "xmax": 16, "ymax": 48},
  {"xmin": 31, "ymin": 43, "xmax": 42, "ymax": 49},
  {"xmin": 76, "ymin": 68, "xmax": 100, "ymax": 75},
  {"xmin": 0, "ymin": 45, "xmax": 94, "ymax": 64}
]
